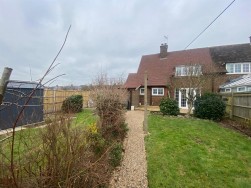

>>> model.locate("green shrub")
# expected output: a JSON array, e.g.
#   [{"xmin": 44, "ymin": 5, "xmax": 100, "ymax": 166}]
[
  {"xmin": 88, "ymin": 132, "xmax": 106, "ymax": 155},
  {"xmin": 61, "ymin": 95, "xmax": 83, "ymax": 113},
  {"xmin": 159, "ymin": 98, "xmax": 179, "ymax": 116},
  {"xmin": 109, "ymin": 143, "xmax": 123, "ymax": 167},
  {"xmin": 194, "ymin": 93, "xmax": 226, "ymax": 121}
]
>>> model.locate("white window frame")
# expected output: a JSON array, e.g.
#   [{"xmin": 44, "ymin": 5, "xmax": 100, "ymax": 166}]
[
  {"xmin": 175, "ymin": 88, "xmax": 199, "ymax": 109},
  {"xmin": 140, "ymin": 88, "xmax": 144, "ymax": 95},
  {"xmin": 175, "ymin": 65, "xmax": 202, "ymax": 76},
  {"xmin": 243, "ymin": 63, "xmax": 250, "ymax": 73},
  {"xmin": 225, "ymin": 88, "xmax": 231, "ymax": 92},
  {"xmin": 237, "ymin": 87, "xmax": 246, "ymax": 92},
  {"xmin": 152, "ymin": 88, "xmax": 164, "ymax": 96},
  {"xmin": 226, "ymin": 62, "xmax": 251, "ymax": 74}
]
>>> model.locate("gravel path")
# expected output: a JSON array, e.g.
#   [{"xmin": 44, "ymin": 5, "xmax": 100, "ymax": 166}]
[{"xmin": 110, "ymin": 110, "xmax": 148, "ymax": 188}]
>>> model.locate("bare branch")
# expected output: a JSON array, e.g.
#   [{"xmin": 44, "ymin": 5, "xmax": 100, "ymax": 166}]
[{"xmin": 10, "ymin": 25, "xmax": 71, "ymax": 187}]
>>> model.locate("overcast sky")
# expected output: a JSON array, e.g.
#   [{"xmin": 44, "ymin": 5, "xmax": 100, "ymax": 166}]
[{"xmin": 0, "ymin": 0, "xmax": 250, "ymax": 86}]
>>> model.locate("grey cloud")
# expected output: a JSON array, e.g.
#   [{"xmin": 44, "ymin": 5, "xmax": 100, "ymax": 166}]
[{"xmin": 1, "ymin": 0, "xmax": 251, "ymax": 85}]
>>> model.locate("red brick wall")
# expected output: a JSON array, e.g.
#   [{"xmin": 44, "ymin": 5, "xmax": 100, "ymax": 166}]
[
  {"xmin": 149, "ymin": 87, "xmax": 168, "ymax": 106},
  {"xmin": 170, "ymin": 73, "xmax": 244, "ymax": 97}
]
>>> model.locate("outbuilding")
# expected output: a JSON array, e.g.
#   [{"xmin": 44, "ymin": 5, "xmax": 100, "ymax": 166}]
[{"xmin": 0, "ymin": 80, "xmax": 44, "ymax": 130}]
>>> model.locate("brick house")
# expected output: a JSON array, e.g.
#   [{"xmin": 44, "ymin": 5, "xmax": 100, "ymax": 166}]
[{"xmin": 124, "ymin": 38, "xmax": 251, "ymax": 109}]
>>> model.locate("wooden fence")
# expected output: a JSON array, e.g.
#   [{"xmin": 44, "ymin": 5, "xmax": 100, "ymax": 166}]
[
  {"xmin": 221, "ymin": 92, "xmax": 251, "ymax": 125},
  {"xmin": 43, "ymin": 89, "xmax": 90, "ymax": 114}
]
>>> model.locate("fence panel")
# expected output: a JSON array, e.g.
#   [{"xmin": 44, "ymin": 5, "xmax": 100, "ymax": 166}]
[
  {"xmin": 43, "ymin": 89, "xmax": 90, "ymax": 114},
  {"xmin": 221, "ymin": 92, "xmax": 251, "ymax": 124}
]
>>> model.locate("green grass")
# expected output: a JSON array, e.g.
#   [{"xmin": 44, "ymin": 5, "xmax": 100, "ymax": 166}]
[
  {"xmin": 0, "ymin": 109, "xmax": 97, "ymax": 161},
  {"xmin": 73, "ymin": 108, "xmax": 98, "ymax": 126},
  {"xmin": 146, "ymin": 115, "xmax": 251, "ymax": 188}
]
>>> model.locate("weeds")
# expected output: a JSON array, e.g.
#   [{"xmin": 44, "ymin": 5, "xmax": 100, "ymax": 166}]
[{"xmin": 0, "ymin": 72, "xmax": 128, "ymax": 187}]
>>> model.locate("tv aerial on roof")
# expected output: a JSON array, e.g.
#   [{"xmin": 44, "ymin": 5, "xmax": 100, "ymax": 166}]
[{"xmin": 164, "ymin": 35, "xmax": 168, "ymax": 45}]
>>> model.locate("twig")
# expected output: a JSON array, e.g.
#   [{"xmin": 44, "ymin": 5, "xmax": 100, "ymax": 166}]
[{"xmin": 10, "ymin": 25, "xmax": 71, "ymax": 187}]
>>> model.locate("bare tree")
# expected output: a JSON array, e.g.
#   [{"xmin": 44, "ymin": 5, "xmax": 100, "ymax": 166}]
[
  {"xmin": 8, "ymin": 26, "xmax": 71, "ymax": 187},
  {"xmin": 171, "ymin": 63, "xmax": 219, "ymax": 116}
]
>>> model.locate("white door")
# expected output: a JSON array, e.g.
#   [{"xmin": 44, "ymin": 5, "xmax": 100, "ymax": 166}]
[{"xmin": 175, "ymin": 88, "xmax": 198, "ymax": 109}]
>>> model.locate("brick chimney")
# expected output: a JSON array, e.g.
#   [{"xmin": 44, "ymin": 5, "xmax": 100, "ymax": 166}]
[{"xmin": 160, "ymin": 43, "xmax": 168, "ymax": 58}]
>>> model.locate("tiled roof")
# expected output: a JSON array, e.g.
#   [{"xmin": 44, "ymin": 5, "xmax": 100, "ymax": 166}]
[
  {"xmin": 125, "ymin": 48, "xmax": 216, "ymax": 88},
  {"xmin": 210, "ymin": 43, "xmax": 251, "ymax": 64},
  {"xmin": 125, "ymin": 43, "xmax": 251, "ymax": 88},
  {"xmin": 220, "ymin": 74, "xmax": 251, "ymax": 88}
]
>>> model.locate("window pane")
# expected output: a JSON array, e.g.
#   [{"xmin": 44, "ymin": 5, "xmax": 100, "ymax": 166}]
[
  {"xmin": 152, "ymin": 89, "xmax": 157, "ymax": 94},
  {"xmin": 158, "ymin": 88, "xmax": 163, "ymax": 95},
  {"xmin": 181, "ymin": 67, "xmax": 187, "ymax": 76},
  {"xmin": 176, "ymin": 67, "xmax": 181, "ymax": 76},
  {"xmin": 140, "ymin": 88, "xmax": 144, "ymax": 95},
  {"xmin": 180, "ymin": 89, "xmax": 186, "ymax": 107},
  {"xmin": 243, "ymin": 63, "xmax": 250, "ymax": 73},
  {"xmin": 235, "ymin": 64, "xmax": 241, "ymax": 73},
  {"xmin": 237, "ymin": 87, "xmax": 246, "ymax": 92},
  {"xmin": 226, "ymin": 64, "xmax": 234, "ymax": 73},
  {"xmin": 175, "ymin": 89, "xmax": 179, "ymax": 101}
]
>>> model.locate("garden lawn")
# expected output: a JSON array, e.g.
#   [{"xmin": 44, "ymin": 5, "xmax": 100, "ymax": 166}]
[
  {"xmin": 73, "ymin": 108, "xmax": 98, "ymax": 126},
  {"xmin": 146, "ymin": 115, "xmax": 251, "ymax": 188},
  {"xmin": 0, "ymin": 109, "xmax": 97, "ymax": 161}
]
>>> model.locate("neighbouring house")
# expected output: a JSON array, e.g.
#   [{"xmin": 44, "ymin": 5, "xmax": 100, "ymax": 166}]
[
  {"xmin": 124, "ymin": 37, "xmax": 251, "ymax": 109},
  {"xmin": 220, "ymin": 74, "xmax": 251, "ymax": 93}
]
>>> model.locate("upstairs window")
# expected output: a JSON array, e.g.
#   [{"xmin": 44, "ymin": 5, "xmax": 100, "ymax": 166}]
[
  {"xmin": 226, "ymin": 63, "xmax": 251, "ymax": 74},
  {"xmin": 243, "ymin": 63, "xmax": 250, "ymax": 73},
  {"xmin": 175, "ymin": 65, "xmax": 202, "ymax": 76},
  {"xmin": 152, "ymin": 88, "xmax": 164, "ymax": 96}
]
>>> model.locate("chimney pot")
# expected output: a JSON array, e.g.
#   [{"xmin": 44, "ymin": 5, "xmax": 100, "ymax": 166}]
[{"xmin": 160, "ymin": 43, "xmax": 168, "ymax": 58}]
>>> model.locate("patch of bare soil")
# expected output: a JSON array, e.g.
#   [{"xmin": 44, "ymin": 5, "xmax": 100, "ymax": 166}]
[{"xmin": 220, "ymin": 119, "xmax": 251, "ymax": 137}]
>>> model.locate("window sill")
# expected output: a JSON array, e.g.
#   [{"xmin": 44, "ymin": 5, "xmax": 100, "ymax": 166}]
[{"xmin": 226, "ymin": 73, "xmax": 250, "ymax": 75}]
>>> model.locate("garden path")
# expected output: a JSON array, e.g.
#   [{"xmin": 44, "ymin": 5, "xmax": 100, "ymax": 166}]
[{"xmin": 110, "ymin": 110, "xmax": 148, "ymax": 188}]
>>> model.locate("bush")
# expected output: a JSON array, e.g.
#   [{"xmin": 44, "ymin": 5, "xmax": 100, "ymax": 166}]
[
  {"xmin": 159, "ymin": 98, "xmax": 179, "ymax": 116},
  {"xmin": 62, "ymin": 95, "xmax": 83, "ymax": 113},
  {"xmin": 194, "ymin": 93, "xmax": 226, "ymax": 121},
  {"xmin": 109, "ymin": 142, "xmax": 123, "ymax": 167},
  {"xmin": 91, "ymin": 84, "xmax": 127, "ymax": 141}
]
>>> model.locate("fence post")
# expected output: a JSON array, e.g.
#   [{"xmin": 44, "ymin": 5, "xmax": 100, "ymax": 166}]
[
  {"xmin": 143, "ymin": 71, "xmax": 148, "ymax": 134},
  {"xmin": 53, "ymin": 90, "xmax": 56, "ymax": 112},
  {"xmin": 0, "ymin": 67, "xmax": 12, "ymax": 104},
  {"xmin": 230, "ymin": 91, "xmax": 234, "ymax": 119}
]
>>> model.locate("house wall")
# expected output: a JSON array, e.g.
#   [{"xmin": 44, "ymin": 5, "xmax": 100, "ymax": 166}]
[
  {"xmin": 150, "ymin": 87, "xmax": 169, "ymax": 106},
  {"xmin": 170, "ymin": 73, "xmax": 243, "ymax": 95},
  {"xmin": 129, "ymin": 87, "xmax": 169, "ymax": 107},
  {"xmin": 128, "ymin": 73, "xmax": 244, "ymax": 107},
  {"xmin": 139, "ymin": 88, "xmax": 151, "ymax": 105},
  {"xmin": 130, "ymin": 89, "xmax": 139, "ymax": 107}
]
